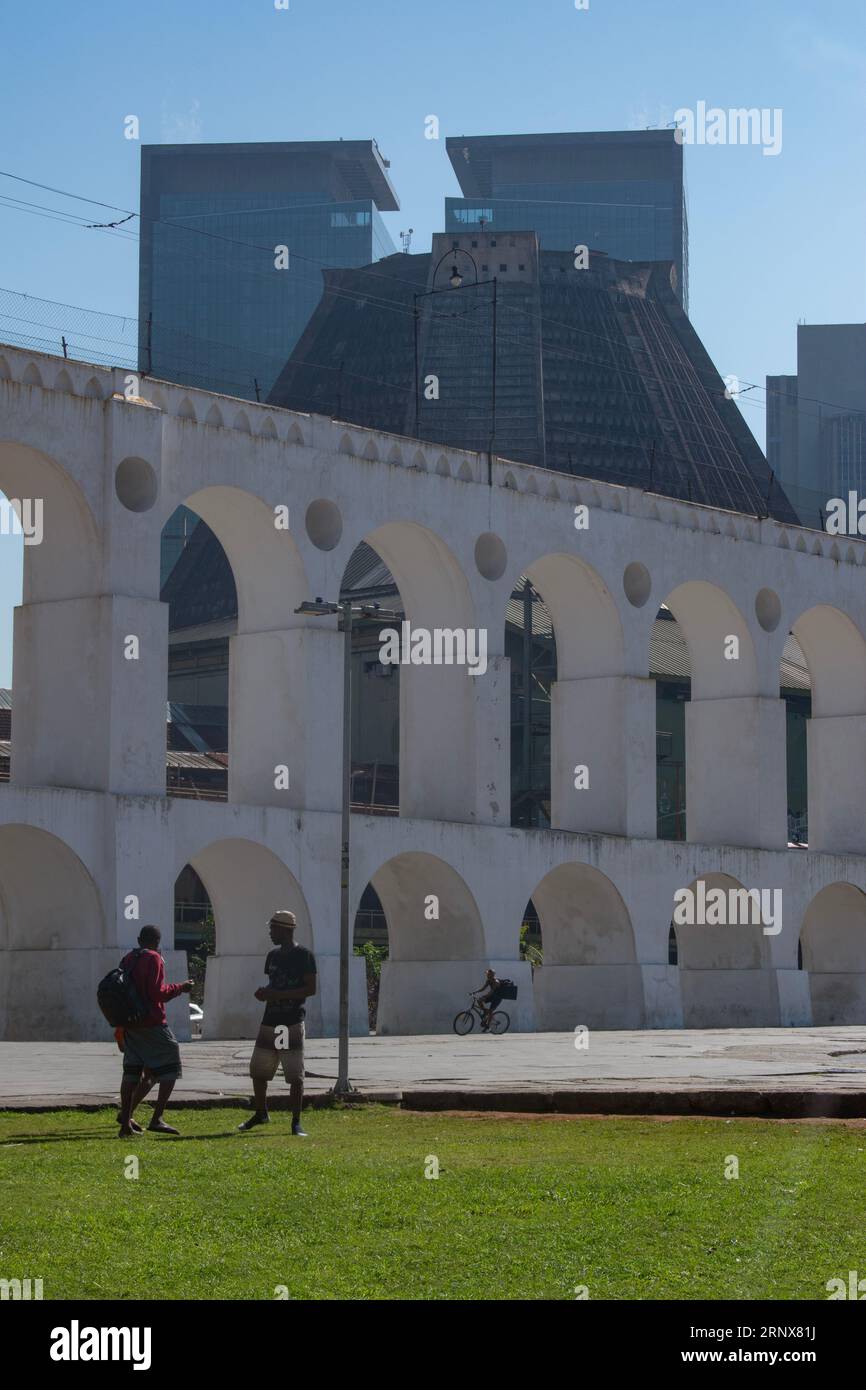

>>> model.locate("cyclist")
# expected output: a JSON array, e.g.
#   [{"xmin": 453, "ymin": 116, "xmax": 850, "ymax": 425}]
[{"xmin": 472, "ymin": 968, "xmax": 505, "ymax": 1031}]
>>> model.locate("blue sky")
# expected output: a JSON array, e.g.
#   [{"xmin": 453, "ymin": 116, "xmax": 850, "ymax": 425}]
[{"xmin": 1, "ymin": 0, "xmax": 864, "ymax": 684}]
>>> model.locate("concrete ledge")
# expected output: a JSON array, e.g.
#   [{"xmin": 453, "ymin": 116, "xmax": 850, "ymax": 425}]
[
  {"xmin": 400, "ymin": 1088, "xmax": 866, "ymax": 1118},
  {"xmin": 0, "ymin": 1090, "xmax": 403, "ymax": 1114},
  {"xmin": 6, "ymin": 1086, "xmax": 866, "ymax": 1120}
]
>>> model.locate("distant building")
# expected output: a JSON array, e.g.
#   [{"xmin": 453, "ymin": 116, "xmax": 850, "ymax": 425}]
[
  {"xmin": 445, "ymin": 130, "xmax": 688, "ymax": 310},
  {"xmin": 138, "ymin": 139, "xmax": 399, "ymax": 402},
  {"xmin": 271, "ymin": 234, "xmax": 794, "ymax": 521},
  {"xmin": 768, "ymin": 324, "xmax": 866, "ymax": 527}
]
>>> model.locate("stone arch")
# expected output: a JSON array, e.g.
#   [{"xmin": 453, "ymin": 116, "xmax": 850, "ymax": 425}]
[
  {"xmin": 182, "ymin": 485, "xmax": 307, "ymax": 631},
  {"xmin": 186, "ymin": 836, "xmax": 320, "ymax": 1037},
  {"xmin": 0, "ymin": 442, "xmax": 106, "ymax": 790},
  {"xmin": 0, "ymin": 441, "xmax": 100, "ymax": 603},
  {"xmin": 790, "ymin": 605, "xmax": 866, "ymax": 718},
  {"xmin": 529, "ymin": 862, "xmax": 643, "ymax": 1029},
  {"xmin": 233, "ymin": 409, "xmax": 251, "ymax": 433},
  {"xmin": 204, "ymin": 403, "xmax": 224, "ymax": 428},
  {"xmin": 657, "ymin": 583, "xmax": 765, "ymax": 846},
  {"xmin": 83, "ymin": 376, "xmax": 104, "ymax": 400},
  {"xmin": 0, "ymin": 824, "xmax": 106, "ymax": 1039},
  {"xmin": 523, "ymin": 553, "xmax": 623, "ymax": 681},
  {"xmin": 800, "ymin": 883, "xmax": 866, "ymax": 1024},
  {"xmin": 21, "ymin": 362, "xmax": 43, "ymax": 388},
  {"xmin": 361, "ymin": 521, "xmax": 478, "ymax": 822},
  {"xmin": 674, "ymin": 872, "xmax": 779, "ymax": 1027},
  {"xmin": 369, "ymin": 851, "xmax": 486, "ymax": 1034},
  {"xmin": 789, "ymin": 605, "xmax": 866, "ymax": 852},
  {"xmin": 512, "ymin": 554, "xmax": 626, "ymax": 834},
  {"xmin": 661, "ymin": 580, "xmax": 757, "ymax": 698}
]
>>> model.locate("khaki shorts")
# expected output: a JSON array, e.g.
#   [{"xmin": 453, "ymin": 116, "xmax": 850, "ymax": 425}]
[{"xmin": 249, "ymin": 1022, "xmax": 305, "ymax": 1084}]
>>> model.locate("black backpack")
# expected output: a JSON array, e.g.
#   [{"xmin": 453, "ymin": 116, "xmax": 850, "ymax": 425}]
[
  {"xmin": 498, "ymin": 979, "xmax": 518, "ymax": 1000},
  {"xmin": 97, "ymin": 949, "xmax": 148, "ymax": 1027}
]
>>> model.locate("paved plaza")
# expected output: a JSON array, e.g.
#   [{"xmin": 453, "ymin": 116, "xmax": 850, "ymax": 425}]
[{"xmin": 3, "ymin": 1027, "xmax": 866, "ymax": 1114}]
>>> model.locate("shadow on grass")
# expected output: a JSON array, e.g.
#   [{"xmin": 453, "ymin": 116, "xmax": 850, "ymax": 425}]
[{"xmin": 0, "ymin": 1127, "xmax": 248, "ymax": 1146}]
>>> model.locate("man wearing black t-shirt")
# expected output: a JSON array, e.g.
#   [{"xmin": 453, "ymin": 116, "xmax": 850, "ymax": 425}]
[{"xmin": 239, "ymin": 910, "xmax": 317, "ymax": 1136}]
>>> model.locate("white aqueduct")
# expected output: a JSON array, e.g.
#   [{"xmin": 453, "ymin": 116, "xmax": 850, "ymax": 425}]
[{"xmin": 1, "ymin": 342, "xmax": 866, "ymax": 1041}]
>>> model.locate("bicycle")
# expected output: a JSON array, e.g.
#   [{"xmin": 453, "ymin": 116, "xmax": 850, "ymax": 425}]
[{"xmin": 452, "ymin": 992, "xmax": 511, "ymax": 1035}]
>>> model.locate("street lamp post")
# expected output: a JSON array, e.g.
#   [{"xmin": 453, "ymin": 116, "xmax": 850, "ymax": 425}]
[{"xmin": 295, "ymin": 597, "xmax": 401, "ymax": 1097}]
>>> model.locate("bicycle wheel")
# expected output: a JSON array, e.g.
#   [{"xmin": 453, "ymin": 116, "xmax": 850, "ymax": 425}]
[
  {"xmin": 489, "ymin": 1011, "xmax": 510, "ymax": 1035},
  {"xmin": 453, "ymin": 1009, "xmax": 475, "ymax": 1035}
]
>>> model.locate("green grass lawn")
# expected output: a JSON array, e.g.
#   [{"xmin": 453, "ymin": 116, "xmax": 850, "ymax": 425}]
[{"xmin": 1, "ymin": 1106, "xmax": 864, "ymax": 1300}]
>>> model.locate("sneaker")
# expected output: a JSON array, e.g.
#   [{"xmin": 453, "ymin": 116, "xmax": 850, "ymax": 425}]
[
  {"xmin": 147, "ymin": 1119, "xmax": 180, "ymax": 1135},
  {"xmin": 238, "ymin": 1111, "xmax": 270, "ymax": 1131},
  {"xmin": 291, "ymin": 1119, "xmax": 308, "ymax": 1138}
]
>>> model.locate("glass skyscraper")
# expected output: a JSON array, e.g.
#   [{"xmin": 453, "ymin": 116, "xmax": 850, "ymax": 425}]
[
  {"xmin": 139, "ymin": 140, "xmax": 399, "ymax": 404},
  {"xmin": 444, "ymin": 130, "xmax": 688, "ymax": 311}
]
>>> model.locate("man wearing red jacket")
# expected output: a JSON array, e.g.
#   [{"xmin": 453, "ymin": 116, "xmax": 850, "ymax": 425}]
[{"xmin": 117, "ymin": 925, "xmax": 192, "ymax": 1138}]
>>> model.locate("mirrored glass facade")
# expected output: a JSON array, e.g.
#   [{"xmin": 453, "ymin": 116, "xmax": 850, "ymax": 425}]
[
  {"xmin": 139, "ymin": 141, "xmax": 398, "ymax": 402},
  {"xmin": 446, "ymin": 131, "xmax": 688, "ymax": 310}
]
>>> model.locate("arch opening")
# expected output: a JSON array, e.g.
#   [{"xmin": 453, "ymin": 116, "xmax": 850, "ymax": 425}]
[
  {"xmin": 529, "ymin": 863, "xmax": 643, "ymax": 1030},
  {"xmin": 790, "ymin": 605, "xmax": 866, "ymax": 853},
  {"xmin": 161, "ymin": 486, "xmax": 310, "ymax": 806},
  {"xmin": 512, "ymin": 553, "xmax": 622, "ymax": 832},
  {"xmin": 366, "ymin": 852, "xmax": 487, "ymax": 1034},
  {"xmin": 800, "ymin": 883, "xmax": 866, "ymax": 1024},
  {"xmin": 186, "ymin": 837, "xmax": 320, "ymax": 1038},
  {"xmin": 0, "ymin": 826, "xmax": 105, "ymax": 1039},
  {"xmin": 343, "ymin": 522, "xmax": 477, "ymax": 822},
  {"xmin": 508, "ymin": 577, "xmax": 556, "ymax": 828},
  {"xmin": 0, "ymin": 445, "xmax": 102, "ymax": 788}
]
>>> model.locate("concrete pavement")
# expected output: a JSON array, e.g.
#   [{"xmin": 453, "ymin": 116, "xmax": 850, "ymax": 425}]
[{"xmin": 3, "ymin": 1027, "xmax": 866, "ymax": 1116}]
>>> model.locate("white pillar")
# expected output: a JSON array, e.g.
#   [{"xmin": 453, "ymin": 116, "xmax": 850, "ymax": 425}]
[
  {"xmin": 473, "ymin": 653, "xmax": 510, "ymax": 826},
  {"xmin": 686, "ymin": 696, "xmax": 787, "ymax": 849},
  {"xmin": 400, "ymin": 663, "xmax": 474, "ymax": 822},
  {"xmin": 12, "ymin": 595, "xmax": 167, "ymax": 795},
  {"xmin": 807, "ymin": 715, "xmax": 866, "ymax": 854},
  {"xmin": 228, "ymin": 628, "xmax": 306, "ymax": 808},
  {"xmin": 550, "ymin": 675, "xmax": 656, "ymax": 836}
]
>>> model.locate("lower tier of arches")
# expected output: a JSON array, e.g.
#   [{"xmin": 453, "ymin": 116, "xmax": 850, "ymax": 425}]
[{"xmin": 1, "ymin": 789, "xmax": 865, "ymax": 1039}]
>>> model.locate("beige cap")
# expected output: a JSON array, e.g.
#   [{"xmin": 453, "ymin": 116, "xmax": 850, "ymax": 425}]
[{"xmin": 269, "ymin": 909, "xmax": 297, "ymax": 929}]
